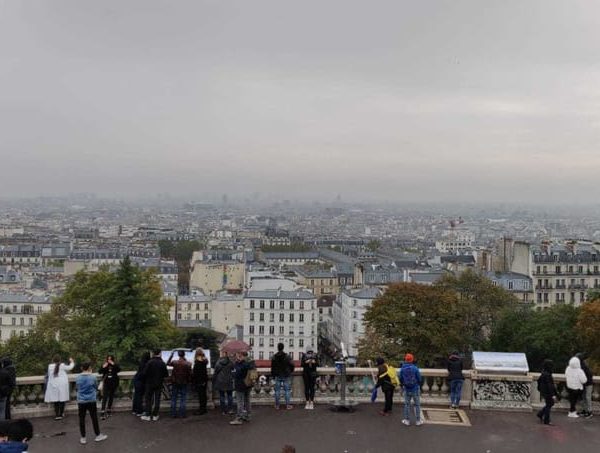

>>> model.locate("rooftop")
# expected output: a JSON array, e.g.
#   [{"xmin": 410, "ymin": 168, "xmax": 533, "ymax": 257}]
[{"xmin": 34, "ymin": 405, "xmax": 600, "ymax": 453}]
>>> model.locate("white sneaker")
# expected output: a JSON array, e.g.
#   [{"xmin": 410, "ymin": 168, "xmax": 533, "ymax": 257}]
[
  {"xmin": 152, "ymin": 415, "xmax": 160, "ymax": 422},
  {"xmin": 141, "ymin": 415, "xmax": 151, "ymax": 421},
  {"xmin": 416, "ymin": 420, "xmax": 424, "ymax": 426},
  {"xmin": 94, "ymin": 433, "xmax": 108, "ymax": 442},
  {"xmin": 309, "ymin": 402, "xmax": 315, "ymax": 410},
  {"xmin": 80, "ymin": 437, "xmax": 87, "ymax": 445},
  {"xmin": 568, "ymin": 412, "xmax": 579, "ymax": 418},
  {"xmin": 305, "ymin": 402, "xmax": 310, "ymax": 410},
  {"xmin": 402, "ymin": 419, "xmax": 410, "ymax": 426}
]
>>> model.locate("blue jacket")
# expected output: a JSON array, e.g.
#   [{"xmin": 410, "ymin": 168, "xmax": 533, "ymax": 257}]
[
  {"xmin": 0, "ymin": 442, "xmax": 28, "ymax": 452},
  {"xmin": 76, "ymin": 373, "xmax": 98, "ymax": 402},
  {"xmin": 399, "ymin": 363, "xmax": 422, "ymax": 392}
]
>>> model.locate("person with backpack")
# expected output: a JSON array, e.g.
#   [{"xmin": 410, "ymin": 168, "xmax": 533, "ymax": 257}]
[
  {"xmin": 213, "ymin": 351, "xmax": 234, "ymax": 415},
  {"xmin": 140, "ymin": 349, "xmax": 168, "ymax": 422},
  {"xmin": 301, "ymin": 347, "xmax": 319, "ymax": 410},
  {"xmin": 167, "ymin": 350, "xmax": 192, "ymax": 419},
  {"xmin": 75, "ymin": 362, "xmax": 108, "ymax": 444},
  {"xmin": 271, "ymin": 343, "xmax": 295, "ymax": 410},
  {"xmin": 447, "ymin": 351, "xmax": 464, "ymax": 409},
  {"xmin": 536, "ymin": 359, "xmax": 559, "ymax": 425},
  {"xmin": 400, "ymin": 353, "xmax": 423, "ymax": 426},
  {"xmin": 230, "ymin": 351, "xmax": 255, "ymax": 425},
  {"xmin": 576, "ymin": 353, "xmax": 593, "ymax": 418},
  {"xmin": 374, "ymin": 357, "xmax": 398, "ymax": 416}
]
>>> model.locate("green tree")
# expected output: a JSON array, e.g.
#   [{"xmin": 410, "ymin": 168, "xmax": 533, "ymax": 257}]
[
  {"xmin": 490, "ymin": 304, "xmax": 581, "ymax": 371},
  {"xmin": 435, "ymin": 270, "xmax": 518, "ymax": 352},
  {"xmin": 366, "ymin": 240, "xmax": 381, "ymax": 252},
  {"xmin": 0, "ymin": 330, "xmax": 69, "ymax": 376},
  {"xmin": 358, "ymin": 283, "xmax": 464, "ymax": 365}
]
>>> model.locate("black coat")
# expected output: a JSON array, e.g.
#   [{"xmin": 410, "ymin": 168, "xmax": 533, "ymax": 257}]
[
  {"xmin": 141, "ymin": 357, "xmax": 168, "ymax": 389},
  {"xmin": 447, "ymin": 356, "xmax": 464, "ymax": 381},
  {"xmin": 213, "ymin": 357, "xmax": 234, "ymax": 392},
  {"xmin": 271, "ymin": 351, "xmax": 294, "ymax": 378},
  {"xmin": 192, "ymin": 359, "xmax": 208, "ymax": 387},
  {"xmin": 0, "ymin": 368, "xmax": 13, "ymax": 398},
  {"xmin": 537, "ymin": 370, "xmax": 558, "ymax": 398}
]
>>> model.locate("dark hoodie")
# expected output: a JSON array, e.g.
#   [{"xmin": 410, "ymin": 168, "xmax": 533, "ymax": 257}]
[
  {"xmin": 537, "ymin": 360, "xmax": 558, "ymax": 398},
  {"xmin": 576, "ymin": 353, "xmax": 593, "ymax": 386},
  {"xmin": 447, "ymin": 353, "xmax": 464, "ymax": 381},
  {"xmin": 271, "ymin": 351, "xmax": 294, "ymax": 378}
]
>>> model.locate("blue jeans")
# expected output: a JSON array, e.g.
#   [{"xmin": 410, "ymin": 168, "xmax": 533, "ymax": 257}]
[
  {"xmin": 170, "ymin": 384, "xmax": 188, "ymax": 417},
  {"xmin": 219, "ymin": 390, "xmax": 234, "ymax": 413},
  {"xmin": 274, "ymin": 377, "xmax": 291, "ymax": 407},
  {"xmin": 403, "ymin": 389, "xmax": 421, "ymax": 422},
  {"xmin": 449, "ymin": 379, "xmax": 463, "ymax": 406}
]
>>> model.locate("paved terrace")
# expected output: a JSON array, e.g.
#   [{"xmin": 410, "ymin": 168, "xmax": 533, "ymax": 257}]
[{"xmin": 33, "ymin": 405, "xmax": 600, "ymax": 453}]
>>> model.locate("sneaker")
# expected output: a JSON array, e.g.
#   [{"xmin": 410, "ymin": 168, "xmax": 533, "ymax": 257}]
[
  {"xmin": 80, "ymin": 437, "xmax": 87, "ymax": 445},
  {"xmin": 54, "ymin": 416, "xmax": 63, "ymax": 421},
  {"xmin": 94, "ymin": 433, "xmax": 108, "ymax": 442},
  {"xmin": 229, "ymin": 418, "xmax": 243, "ymax": 425},
  {"xmin": 141, "ymin": 415, "xmax": 152, "ymax": 421},
  {"xmin": 402, "ymin": 419, "xmax": 410, "ymax": 426},
  {"xmin": 416, "ymin": 420, "xmax": 424, "ymax": 426},
  {"xmin": 309, "ymin": 402, "xmax": 315, "ymax": 410},
  {"xmin": 584, "ymin": 412, "xmax": 593, "ymax": 419},
  {"xmin": 286, "ymin": 405, "xmax": 294, "ymax": 410},
  {"xmin": 305, "ymin": 402, "xmax": 310, "ymax": 410},
  {"xmin": 152, "ymin": 415, "xmax": 160, "ymax": 422},
  {"xmin": 568, "ymin": 412, "xmax": 579, "ymax": 418},
  {"xmin": 274, "ymin": 405, "xmax": 280, "ymax": 410}
]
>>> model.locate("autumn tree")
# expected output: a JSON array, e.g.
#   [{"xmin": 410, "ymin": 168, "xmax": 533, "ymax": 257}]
[
  {"xmin": 357, "ymin": 283, "xmax": 465, "ymax": 365},
  {"xmin": 577, "ymin": 299, "xmax": 600, "ymax": 371}
]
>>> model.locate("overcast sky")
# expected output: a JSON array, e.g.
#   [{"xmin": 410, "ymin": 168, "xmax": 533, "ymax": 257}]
[{"xmin": 1, "ymin": 0, "xmax": 600, "ymax": 203}]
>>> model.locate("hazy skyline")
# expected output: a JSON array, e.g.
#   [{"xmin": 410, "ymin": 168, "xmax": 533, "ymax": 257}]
[{"xmin": 2, "ymin": 1, "xmax": 600, "ymax": 203}]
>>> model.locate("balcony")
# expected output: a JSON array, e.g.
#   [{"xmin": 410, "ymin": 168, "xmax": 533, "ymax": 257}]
[
  {"xmin": 568, "ymin": 283, "xmax": 588, "ymax": 289},
  {"xmin": 17, "ymin": 369, "xmax": 600, "ymax": 453}
]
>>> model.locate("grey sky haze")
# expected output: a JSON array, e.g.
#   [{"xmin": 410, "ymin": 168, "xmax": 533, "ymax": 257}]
[{"xmin": 1, "ymin": 0, "xmax": 600, "ymax": 202}]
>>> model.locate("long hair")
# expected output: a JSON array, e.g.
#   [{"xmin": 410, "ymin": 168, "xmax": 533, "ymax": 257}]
[
  {"xmin": 52, "ymin": 354, "xmax": 61, "ymax": 377},
  {"xmin": 194, "ymin": 348, "xmax": 206, "ymax": 362}
]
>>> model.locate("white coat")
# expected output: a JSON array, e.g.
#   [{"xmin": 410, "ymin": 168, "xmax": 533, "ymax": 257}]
[
  {"xmin": 565, "ymin": 357, "xmax": 587, "ymax": 391},
  {"xmin": 44, "ymin": 360, "xmax": 75, "ymax": 403}
]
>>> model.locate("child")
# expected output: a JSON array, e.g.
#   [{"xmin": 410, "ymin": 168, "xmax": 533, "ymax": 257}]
[
  {"xmin": 76, "ymin": 362, "xmax": 108, "ymax": 444},
  {"xmin": 0, "ymin": 418, "xmax": 33, "ymax": 452}
]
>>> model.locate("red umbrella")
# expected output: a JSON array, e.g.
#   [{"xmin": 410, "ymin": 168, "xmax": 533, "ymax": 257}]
[{"xmin": 221, "ymin": 340, "xmax": 251, "ymax": 354}]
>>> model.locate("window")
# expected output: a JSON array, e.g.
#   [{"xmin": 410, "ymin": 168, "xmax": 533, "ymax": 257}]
[
  {"xmin": 259, "ymin": 326, "xmax": 264, "ymax": 334},
  {"xmin": 205, "ymin": 303, "xmax": 209, "ymax": 310},
  {"xmin": 578, "ymin": 266, "xmax": 583, "ymax": 274},
  {"xmin": 270, "ymin": 300, "xmax": 275, "ymax": 309},
  {"xmin": 290, "ymin": 301, "xmax": 294, "ymax": 309},
  {"xmin": 259, "ymin": 337, "xmax": 264, "ymax": 347},
  {"xmin": 289, "ymin": 313, "xmax": 294, "ymax": 322},
  {"xmin": 289, "ymin": 326, "xmax": 294, "ymax": 336},
  {"xmin": 289, "ymin": 339, "xmax": 294, "ymax": 348},
  {"xmin": 269, "ymin": 326, "xmax": 275, "ymax": 335},
  {"xmin": 279, "ymin": 313, "xmax": 284, "ymax": 322},
  {"xmin": 299, "ymin": 339, "xmax": 304, "ymax": 348},
  {"xmin": 249, "ymin": 326, "xmax": 255, "ymax": 334},
  {"xmin": 508, "ymin": 281, "xmax": 513, "ymax": 290},
  {"xmin": 299, "ymin": 313, "xmax": 304, "ymax": 322},
  {"xmin": 290, "ymin": 352, "xmax": 294, "ymax": 360},
  {"xmin": 352, "ymin": 323, "xmax": 357, "ymax": 332},
  {"xmin": 300, "ymin": 300, "xmax": 304, "ymax": 310},
  {"xmin": 177, "ymin": 313, "xmax": 181, "ymax": 320},
  {"xmin": 279, "ymin": 300, "xmax": 285, "ymax": 309},
  {"xmin": 204, "ymin": 313, "xmax": 208, "ymax": 320},
  {"xmin": 250, "ymin": 300, "xmax": 255, "ymax": 309},
  {"xmin": 260, "ymin": 300, "xmax": 265, "ymax": 309},
  {"xmin": 196, "ymin": 313, "xmax": 200, "ymax": 320},
  {"xmin": 270, "ymin": 313, "xmax": 275, "ymax": 322},
  {"xmin": 279, "ymin": 326, "xmax": 284, "ymax": 335},
  {"xmin": 250, "ymin": 312, "xmax": 254, "ymax": 321},
  {"xmin": 555, "ymin": 266, "xmax": 561, "ymax": 274},
  {"xmin": 352, "ymin": 311, "xmax": 357, "ymax": 319},
  {"xmin": 259, "ymin": 313, "xmax": 264, "ymax": 322},
  {"xmin": 259, "ymin": 351, "xmax": 264, "ymax": 360},
  {"xmin": 269, "ymin": 338, "xmax": 274, "ymax": 347},
  {"xmin": 249, "ymin": 338, "xmax": 254, "ymax": 346}
]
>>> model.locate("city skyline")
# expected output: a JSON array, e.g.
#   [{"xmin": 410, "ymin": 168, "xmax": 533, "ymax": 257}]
[{"xmin": 2, "ymin": 1, "xmax": 600, "ymax": 202}]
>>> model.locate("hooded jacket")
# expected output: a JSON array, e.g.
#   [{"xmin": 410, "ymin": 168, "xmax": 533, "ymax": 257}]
[
  {"xmin": 537, "ymin": 361, "xmax": 558, "ymax": 398},
  {"xmin": 565, "ymin": 357, "xmax": 587, "ymax": 391},
  {"xmin": 213, "ymin": 356, "xmax": 234, "ymax": 392},
  {"xmin": 447, "ymin": 354, "xmax": 464, "ymax": 381}
]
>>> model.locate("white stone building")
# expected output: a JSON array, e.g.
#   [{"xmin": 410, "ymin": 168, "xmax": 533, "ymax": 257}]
[
  {"xmin": 0, "ymin": 293, "xmax": 52, "ymax": 342},
  {"xmin": 243, "ymin": 289, "xmax": 318, "ymax": 362}
]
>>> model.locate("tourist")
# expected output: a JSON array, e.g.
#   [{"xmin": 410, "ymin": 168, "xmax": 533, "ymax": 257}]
[
  {"xmin": 0, "ymin": 364, "xmax": 13, "ymax": 422},
  {"xmin": 301, "ymin": 347, "xmax": 319, "ymax": 410},
  {"xmin": 0, "ymin": 359, "xmax": 16, "ymax": 420},
  {"xmin": 374, "ymin": 357, "xmax": 396, "ymax": 416},
  {"xmin": 98, "ymin": 354, "xmax": 121, "ymax": 420},
  {"xmin": 213, "ymin": 351, "xmax": 234, "ymax": 415},
  {"xmin": 0, "ymin": 419, "xmax": 33, "ymax": 452},
  {"xmin": 192, "ymin": 348, "xmax": 209, "ymax": 415},
  {"xmin": 75, "ymin": 362, "xmax": 108, "ymax": 444},
  {"xmin": 140, "ymin": 349, "xmax": 168, "ymax": 422},
  {"xmin": 447, "ymin": 351, "xmax": 464, "ymax": 409},
  {"xmin": 536, "ymin": 359, "xmax": 558, "ymax": 425},
  {"xmin": 565, "ymin": 355, "xmax": 587, "ymax": 418},
  {"xmin": 167, "ymin": 350, "xmax": 192, "ymax": 418},
  {"xmin": 271, "ymin": 343, "xmax": 295, "ymax": 410},
  {"xmin": 400, "ymin": 353, "xmax": 423, "ymax": 426},
  {"xmin": 230, "ymin": 351, "xmax": 253, "ymax": 425},
  {"xmin": 44, "ymin": 356, "xmax": 75, "ymax": 420},
  {"xmin": 132, "ymin": 352, "xmax": 151, "ymax": 416},
  {"xmin": 576, "ymin": 353, "xmax": 593, "ymax": 418}
]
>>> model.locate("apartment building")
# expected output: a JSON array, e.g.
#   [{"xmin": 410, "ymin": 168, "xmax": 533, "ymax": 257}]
[
  {"xmin": 0, "ymin": 293, "xmax": 52, "ymax": 341},
  {"xmin": 243, "ymin": 289, "xmax": 318, "ymax": 362}
]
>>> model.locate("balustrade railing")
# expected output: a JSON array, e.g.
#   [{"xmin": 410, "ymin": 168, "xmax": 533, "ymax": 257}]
[{"xmin": 10, "ymin": 369, "xmax": 600, "ymax": 418}]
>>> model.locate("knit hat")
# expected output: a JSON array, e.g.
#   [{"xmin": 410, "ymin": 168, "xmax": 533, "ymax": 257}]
[
  {"xmin": 404, "ymin": 353, "xmax": 414, "ymax": 363},
  {"xmin": 375, "ymin": 357, "xmax": 385, "ymax": 366}
]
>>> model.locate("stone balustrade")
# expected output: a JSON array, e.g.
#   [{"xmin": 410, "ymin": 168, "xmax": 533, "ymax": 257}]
[{"xmin": 10, "ymin": 369, "xmax": 600, "ymax": 418}]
